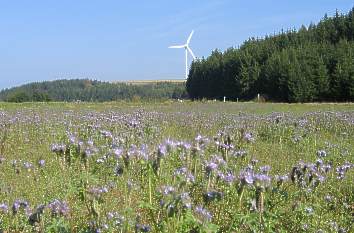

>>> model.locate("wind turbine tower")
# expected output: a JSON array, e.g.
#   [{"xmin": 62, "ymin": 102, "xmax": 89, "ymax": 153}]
[{"xmin": 169, "ymin": 30, "xmax": 196, "ymax": 80}]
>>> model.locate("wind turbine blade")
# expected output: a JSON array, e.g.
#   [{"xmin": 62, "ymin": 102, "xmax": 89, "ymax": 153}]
[
  {"xmin": 186, "ymin": 30, "xmax": 194, "ymax": 44},
  {"xmin": 168, "ymin": 45, "xmax": 185, "ymax": 49},
  {"xmin": 187, "ymin": 46, "xmax": 196, "ymax": 60}
]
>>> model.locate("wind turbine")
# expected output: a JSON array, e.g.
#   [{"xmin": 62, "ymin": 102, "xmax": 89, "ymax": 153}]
[{"xmin": 169, "ymin": 30, "xmax": 196, "ymax": 79}]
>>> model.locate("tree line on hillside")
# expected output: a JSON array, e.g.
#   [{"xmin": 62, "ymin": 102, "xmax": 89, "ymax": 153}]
[
  {"xmin": 187, "ymin": 8, "xmax": 354, "ymax": 102},
  {"xmin": 0, "ymin": 79, "xmax": 188, "ymax": 102}
]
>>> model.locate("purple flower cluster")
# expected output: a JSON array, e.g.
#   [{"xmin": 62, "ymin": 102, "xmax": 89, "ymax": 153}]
[
  {"xmin": 336, "ymin": 162, "xmax": 353, "ymax": 180},
  {"xmin": 194, "ymin": 206, "xmax": 212, "ymax": 221},
  {"xmin": 51, "ymin": 143, "xmax": 67, "ymax": 154},
  {"xmin": 238, "ymin": 163, "xmax": 272, "ymax": 189},
  {"xmin": 107, "ymin": 211, "xmax": 125, "ymax": 226},
  {"xmin": 157, "ymin": 144, "xmax": 167, "ymax": 157},
  {"xmin": 239, "ymin": 170, "xmax": 255, "ymax": 185},
  {"xmin": 259, "ymin": 165, "xmax": 271, "ymax": 174},
  {"xmin": 244, "ymin": 132, "xmax": 255, "ymax": 143},
  {"xmin": 254, "ymin": 174, "xmax": 272, "ymax": 187},
  {"xmin": 274, "ymin": 174, "xmax": 289, "ymax": 186},
  {"xmin": 178, "ymin": 192, "xmax": 192, "ymax": 209},
  {"xmin": 231, "ymin": 149, "xmax": 247, "ymax": 158},
  {"xmin": 112, "ymin": 148, "xmax": 124, "ymax": 159},
  {"xmin": 159, "ymin": 186, "xmax": 192, "ymax": 218},
  {"xmin": 12, "ymin": 199, "xmax": 30, "ymax": 215},
  {"xmin": 38, "ymin": 159, "xmax": 45, "ymax": 167},
  {"xmin": 127, "ymin": 144, "xmax": 149, "ymax": 161},
  {"xmin": 47, "ymin": 199, "xmax": 70, "ymax": 217},
  {"xmin": 100, "ymin": 130, "xmax": 113, "ymax": 139},
  {"xmin": 219, "ymin": 172, "xmax": 236, "ymax": 184},
  {"xmin": 135, "ymin": 223, "xmax": 151, "ymax": 232},
  {"xmin": 160, "ymin": 185, "xmax": 175, "ymax": 196},
  {"xmin": 317, "ymin": 150, "xmax": 327, "ymax": 158},
  {"xmin": 173, "ymin": 167, "xmax": 195, "ymax": 183},
  {"xmin": 195, "ymin": 134, "xmax": 210, "ymax": 150},
  {"xmin": 0, "ymin": 203, "xmax": 9, "ymax": 213},
  {"xmin": 23, "ymin": 161, "xmax": 33, "ymax": 170},
  {"xmin": 80, "ymin": 141, "xmax": 99, "ymax": 159},
  {"xmin": 88, "ymin": 186, "xmax": 109, "ymax": 199},
  {"xmin": 291, "ymin": 160, "xmax": 329, "ymax": 188},
  {"xmin": 205, "ymin": 161, "xmax": 218, "ymax": 176}
]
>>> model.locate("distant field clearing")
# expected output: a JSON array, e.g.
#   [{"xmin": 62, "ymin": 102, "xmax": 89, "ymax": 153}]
[{"xmin": 112, "ymin": 79, "xmax": 186, "ymax": 85}]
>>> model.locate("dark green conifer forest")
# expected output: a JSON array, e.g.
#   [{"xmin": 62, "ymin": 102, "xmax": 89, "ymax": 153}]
[
  {"xmin": 0, "ymin": 79, "xmax": 187, "ymax": 102},
  {"xmin": 187, "ymin": 8, "xmax": 354, "ymax": 102}
]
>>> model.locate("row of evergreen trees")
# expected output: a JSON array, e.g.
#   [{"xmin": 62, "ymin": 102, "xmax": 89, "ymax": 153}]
[
  {"xmin": 187, "ymin": 8, "xmax": 354, "ymax": 102},
  {"xmin": 0, "ymin": 79, "xmax": 188, "ymax": 102}
]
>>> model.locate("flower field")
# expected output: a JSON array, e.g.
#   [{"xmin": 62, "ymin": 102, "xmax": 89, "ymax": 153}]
[{"xmin": 0, "ymin": 101, "xmax": 353, "ymax": 232}]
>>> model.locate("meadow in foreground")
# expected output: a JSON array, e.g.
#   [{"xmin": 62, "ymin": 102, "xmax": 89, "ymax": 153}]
[{"xmin": 0, "ymin": 101, "xmax": 353, "ymax": 232}]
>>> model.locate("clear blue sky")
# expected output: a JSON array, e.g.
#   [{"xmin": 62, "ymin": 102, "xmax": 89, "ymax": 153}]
[{"xmin": 0, "ymin": 0, "xmax": 353, "ymax": 89}]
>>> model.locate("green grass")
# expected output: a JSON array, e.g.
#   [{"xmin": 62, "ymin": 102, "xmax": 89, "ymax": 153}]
[{"xmin": 0, "ymin": 101, "xmax": 353, "ymax": 232}]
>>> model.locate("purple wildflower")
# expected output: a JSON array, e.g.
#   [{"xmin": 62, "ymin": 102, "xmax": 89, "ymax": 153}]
[
  {"xmin": 205, "ymin": 161, "xmax": 218, "ymax": 176},
  {"xmin": 100, "ymin": 130, "xmax": 113, "ymax": 139},
  {"xmin": 113, "ymin": 148, "xmax": 123, "ymax": 159},
  {"xmin": 217, "ymin": 171, "xmax": 235, "ymax": 184},
  {"xmin": 107, "ymin": 212, "xmax": 125, "ymax": 226},
  {"xmin": 88, "ymin": 186, "xmax": 109, "ymax": 199},
  {"xmin": 195, "ymin": 134, "xmax": 203, "ymax": 141},
  {"xmin": 160, "ymin": 186, "xmax": 175, "ymax": 196},
  {"xmin": 12, "ymin": 199, "xmax": 30, "ymax": 215},
  {"xmin": 194, "ymin": 135, "xmax": 210, "ymax": 147},
  {"xmin": 23, "ymin": 161, "xmax": 33, "ymax": 170},
  {"xmin": 305, "ymin": 206, "xmax": 314, "ymax": 214},
  {"xmin": 213, "ymin": 155, "xmax": 226, "ymax": 166},
  {"xmin": 157, "ymin": 144, "xmax": 167, "ymax": 157},
  {"xmin": 275, "ymin": 174, "xmax": 289, "ymax": 185},
  {"xmin": 195, "ymin": 206, "xmax": 212, "ymax": 221},
  {"xmin": 336, "ymin": 162, "xmax": 353, "ymax": 179},
  {"xmin": 174, "ymin": 167, "xmax": 195, "ymax": 183},
  {"xmin": 69, "ymin": 134, "xmax": 77, "ymax": 144},
  {"xmin": 128, "ymin": 120, "xmax": 139, "ymax": 128},
  {"xmin": 47, "ymin": 199, "xmax": 70, "ymax": 217},
  {"xmin": 244, "ymin": 132, "xmax": 255, "ymax": 143},
  {"xmin": 232, "ymin": 149, "xmax": 247, "ymax": 158},
  {"xmin": 320, "ymin": 164, "xmax": 332, "ymax": 173},
  {"xmin": 324, "ymin": 195, "xmax": 332, "ymax": 202},
  {"xmin": 315, "ymin": 159, "xmax": 323, "ymax": 167},
  {"xmin": 178, "ymin": 141, "xmax": 191, "ymax": 150},
  {"xmin": 0, "ymin": 203, "xmax": 8, "ymax": 214},
  {"xmin": 51, "ymin": 143, "xmax": 66, "ymax": 154},
  {"xmin": 135, "ymin": 223, "xmax": 151, "ymax": 232},
  {"xmin": 239, "ymin": 170, "xmax": 254, "ymax": 185},
  {"xmin": 178, "ymin": 192, "xmax": 192, "ymax": 209},
  {"xmin": 38, "ymin": 159, "xmax": 45, "ymax": 167},
  {"xmin": 165, "ymin": 138, "xmax": 177, "ymax": 152},
  {"xmin": 254, "ymin": 174, "xmax": 272, "ymax": 188},
  {"xmin": 317, "ymin": 150, "xmax": 327, "ymax": 158},
  {"xmin": 259, "ymin": 165, "xmax": 271, "ymax": 174}
]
